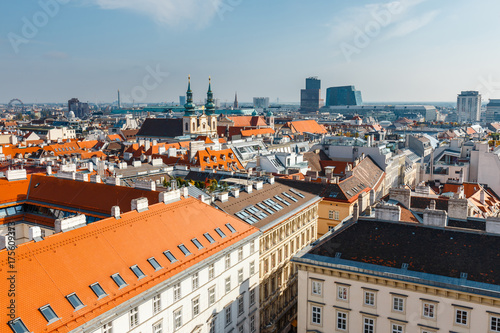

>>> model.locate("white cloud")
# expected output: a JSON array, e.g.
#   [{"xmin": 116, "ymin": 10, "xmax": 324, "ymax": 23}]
[
  {"xmin": 383, "ymin": 10, "xmax": 439, "ymax": 39},
  {"xmin": 83, "ymin": 0, "xmax": 227, "ymax": 28}
]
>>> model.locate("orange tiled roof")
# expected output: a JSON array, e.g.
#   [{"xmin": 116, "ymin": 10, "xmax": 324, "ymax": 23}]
[
  {"xmin": 240, "ymin": 128, "xmax": 275, "ymax": 137},
  {"xmin": 76, "ymin": 140, "xmax": 99, "ymax": 149},
  {"xmin": 106, "ymin": 134, "xmax": 123, "ymax": 142},
  {"xmin": 227, "ymin": 116, "xmax": 267, "ymax": 127},
  {"xmin": 0, "ymin": 198, "xmax": 258, "ymax": 333},
  {"xmin": 0, "ymin": 145, "xmax": 40, "ymax": 159},
  {"xmin": 0, "ymin": 175, "xmax": 31, "ymax": 205},
  {"xmin": 287, "ymin": 120, "xmax": 327, "ymax": 135},
  {"xmin": 195, "ymin": 147, "xmax": 243, "ymax": 171}
]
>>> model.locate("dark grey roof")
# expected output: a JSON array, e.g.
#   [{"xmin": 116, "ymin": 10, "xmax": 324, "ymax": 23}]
[{"xmin": 136, "ymin": 118, "xmax": 183, "ymax": 138}]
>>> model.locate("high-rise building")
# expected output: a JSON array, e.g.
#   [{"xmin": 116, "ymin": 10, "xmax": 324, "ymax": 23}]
[
  {"xmin": 68, "ymin": 98, "xmax": 90, "ymax": 118},
  {"xmin": 117, "ymin": 89, "xmax": 121, "ymax": 109},
  {"xmin": 300, "ymin": 77, "xmax": 323, "ymax": 112},
  {"xmin": 179, "ymin": 95, "xmax": 186, "ymax": 106},
  {"xmin": 325, "ymin": 85, "xmax": 363, "ymax": 106},
  {"xmin": 485, "ymin": 99, "xmax": 500, "ymax": 123},
  {"xmin": 253, "ymin": 97, "xmax": 269, "ymax": 109},
  {"xmin": 457, "ymin": 91, "xmax": 481, "ymax": 123}
]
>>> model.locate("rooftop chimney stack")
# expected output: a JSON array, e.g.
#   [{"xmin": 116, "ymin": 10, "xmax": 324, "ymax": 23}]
[
  {"xmin": 131, "ymin": 197, "xmax": 149, "ymax": 212},
  {"xmin": 29, "ymin": 226, "xmax": 43, "ymax": 242},
  {"xmin": 111, "ymin": 206, "xmax": 120, "ymax": 219}
]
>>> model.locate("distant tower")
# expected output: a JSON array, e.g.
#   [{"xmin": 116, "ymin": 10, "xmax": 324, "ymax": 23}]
[
  {"xmin": 205, "ymin": 76, "xmax": 218, "ymax": 138},
  {"xmin": 457, "ymin": 91, "xmax": 481, "ymax": 123},
  {"xmin": 183, "ymin": 75, "xmax": 196, "ymax": 136},
  {"xmin": 234, "ymin": 92, "xmax": 239, "ymax": 109},
  {"xmin": 117, "ymin": 90, "xmax": 121, "ymax": 109}
]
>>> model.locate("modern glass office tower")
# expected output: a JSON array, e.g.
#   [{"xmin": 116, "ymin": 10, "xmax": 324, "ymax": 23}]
[{"xmin": 325, "ymin": 85, "xmax": 363, "ymax": 106}]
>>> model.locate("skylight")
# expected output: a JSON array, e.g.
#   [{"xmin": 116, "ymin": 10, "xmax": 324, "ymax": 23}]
[
  {"xmin": 225, "ymin": 223, "xmax": 236, "ymax": 233},
  {"xmin": 204, "ymin": 233, "xmax": 216, "ymax": 244},
  {"xmin": 274, "ymin": 195, "xmax": 290, "ymax": 206},
  {"xmin": 66, "ymin": 293, "xmax": 85, "ymax": 310},
  {"xmin": 290, "ymin": 188, "xmax": 305, "ymax": 198},
  {"xmin": 191, "ymin": 238, "xmax": 204, "ymax": 249},
  {"xmin": 282, "ymin": 192, "xmax": 298, "ymax": 202},
  {"xmin": 8, "ymin": 318, "xmax": 29, "ymax": 333},
  {"xmin": 215, "ymin": 227, "xmax": 226, "ymax": 238},
  {"xmin": 111, "ymin": 273, "xmax": 128, "ymax": 288},
  {"xmin": 148, "ymin": 257, "xmax": 162, "ymax": 270},
  {"xmin": 130, "ymin": 265, "xmax": 146, "ymax": 279},
  {"xmin": 178, "ymin": 244, "xmax": 191, "ymax": 256},
  {"xmin": 39, "ymin": 305, "xmax": 59, "ymax": 324},
  {"xmin": 164, "ymin": 250, "xmax": 177, "ymax": 263},
  {"xmin": 90, "ymin": 282, "xmax": 107, "ymax": 299}
]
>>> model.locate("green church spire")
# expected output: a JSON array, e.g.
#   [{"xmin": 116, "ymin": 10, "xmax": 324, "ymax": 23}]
[
  {"xmin": 184, "ymin": 75, "xmax": 195, "ymax": 116},
  {"xmin": 205, "ymin": 76, "xmax": 215, "ymax": 116}
]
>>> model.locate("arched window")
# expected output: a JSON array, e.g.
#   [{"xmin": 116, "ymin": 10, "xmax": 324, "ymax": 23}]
[{"xmin": 185, "ymin": 122, "xmax": 188, "ymax": 131}]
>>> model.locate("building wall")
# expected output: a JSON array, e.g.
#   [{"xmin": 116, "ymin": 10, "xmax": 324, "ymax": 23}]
[
  {"xmin": 259, "ymin": 202, "xmax": 319, "ymax": 333},
  {"xmin": 80, "ymin": 234, "xmax": 261, "ymax": 333},
  {"xmin": 297, "ymin": 264, "xmax": 500, "ymax": 333},
  {"xmin": 317, "ymin": 199, "xmax": 352, "ymax": 236}
]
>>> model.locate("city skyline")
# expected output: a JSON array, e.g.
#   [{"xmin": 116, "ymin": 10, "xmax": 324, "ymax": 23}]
[{"xmin": 2, "ymin": 0, "xmax": 500, "ymax": 104}]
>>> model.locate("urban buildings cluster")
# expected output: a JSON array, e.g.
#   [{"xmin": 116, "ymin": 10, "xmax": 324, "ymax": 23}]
[{"xmin": 1, "ymin": 76, "xmax": 500, "ymax": 333}]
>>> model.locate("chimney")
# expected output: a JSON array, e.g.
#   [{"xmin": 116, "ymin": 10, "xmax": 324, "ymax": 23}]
[
  {"xmin": 131, "ymin": 197, "xmax": 149, "ymax": 212},
  {"xmin": 218, "ymin": 192, "xmax": 229, "ymax": 202},
  {"xmin": 268, "ymin": 176, "xmax": 275, "ymax": 184},
  {"xmin": 486, "ymin": 217, "xmax": 500, "ymax": 234},
  {"xmin": 231, "ymin": 188, "xmax": 240, "ymax": 198},
  {"xmin": 168, "ymin": 147, "xmax": 177, "ymax": 157},
  {"xmin": 389, "ymin": 188, "xmax": 411, "ymax": 209},
  {"xmin": 55, "ymin": 214, "xmax": 86, "ymax": 233},
  {"xmin": 159, "ymin": 189, "xmax": 181, "ymax": 204},
  {"xmin": 293, "ymin": 175, "xmax": 300, "ymax": 180},
  {"xmin": 375, "ymin": 202, "xmax": 401, "ymax": 222},
  {"xmin": 245, "ymin": 184, "xmax": 253, "ymax": 194},
  {"xmin": 90, "ymin": 174, "xmax": 101, "ymax": 183},
  {"xmin": 46, "ymin": 165, "xmax": 52, "ymax": 175},
  {"xmin": 181, "ymin": 186, "xmax": 189, "ymax": 198},
  {"xmin": 480, "ymin": 189, "xmax": 486, "ymax": 205},
  {"xmin": 199, "ymin": 194, "xmax": 208, "ymax": 204},
  {"xmin": 423, "ymin": 208, "xmax": 448, "ymax": 227},
  {"xmin": 111, "ymin": 206, "xmax": 120, "ymax": 219},
  {"xmin": 305, "ymin": 176, "xmax": 311, "ymax": 182},
  {"xmin": 429, "ymin": 200, "xmax": 436, "ymax": 210},
  {"xmin": 145, "ymin": 140, "xmax": 151, "ymax": 151},
  {"xmin": 254, "ymin": 181, "xmax": 264, "ymax": 190},
  {"xmin": 0, "ymin": 235, "xmax": 11, "ymax": 250},
  {"xmin": 29, "ymin": 226, "xmax": 43, "ymax": 242},
  {"xmin": 353, "ymin": 202, "xmax": 359, "ymax": 222}
]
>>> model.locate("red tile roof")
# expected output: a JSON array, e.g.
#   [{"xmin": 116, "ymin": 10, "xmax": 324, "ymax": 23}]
[{"xmin": 287, "ymin": 120, "xmax": 327, "ymax": 135}]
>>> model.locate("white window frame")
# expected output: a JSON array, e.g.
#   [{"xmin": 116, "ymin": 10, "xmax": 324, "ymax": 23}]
[
  {"xmin": 129, "ymin": 307, "xmax": 139, "ymax": 329},
  {"xmin": 238, "ymin": 295, "xmax": 244, "ymax": 316},
  {"xmin": 173, "ymin": 283, "xmax": 181, "ymax": 301},
  {"xmin": 250, "ymin": 314, "xmax": 256, "ymax": 333},
  {"xmin": 250, "ymin": 288, "xmax": 256, "ymax": 306},
  {"xmin": 422, "ymin": 302, "xmax": 436, "ymax": 319},
  {"xmin": 225, "ymin": 254, "xmax": 231, "ymax": 270},
  {"xmin": 392, "ymin": 296, "xmax": 405, "ymax": 313},
  {"xmin": 102, "ymin": 322, "xmax": 112, "ymax": 333},
  {"xmin": 153, "ymin": 294, "xmax": 162, "ymax": 314},
  {"xmin": 192, "ymin": 272, "xmax": 199, "ymax": 290},
  {"xmin": 208, "ymin": 263, "xmax": 215, "ymax": 280},
  {"xmin": 225, "ymin": 276, "xmax": 231, "ymax": 294},
  {"xmin": 491, "ymin": 315, "xmax": 500, "ymax": 332},
  {"xmin": 391, "ymin": 323, "xmax": 404, "ymax": 333},
  {"xmin": 225, "ymin": 305, "xmax": 232, "ymax": 326},
  {"xmin": 238, "ymin": 268, "xmax": 244, "ymax": 283},
  {"xmin": 173, "ymin": 308, "xmax": 182, "ymax": 330},
  {"xmin": 337, "ymin": 285, "xmax": 348, "ymax": 301},
  {"xmin": 209, "ymin": 286, "xmax": 216, "ymax": 305},
  {"xmin": 455, "ymin": 308, "xmax": 469, "ymax": 326},
  {"xmin": 363, "ymin": 317, "xmax": 375, "ymax": 333},
  {"xmin": 250, "ymin": 261, "xmax": 255, "ymax": 276},
  {"xmin": 336, "ymin": 310, "xmax": 347, "ymax": 331},
  {"xmin": 311, "ymin": 305, "xmax": 322, "ymax": 325},
  {"xmin": 192, "ymin": 297, "xmax": 200, "ymax": 317},
  {"xmin": 238, "ymin": 247, "xmax": 243, "ymax": 261},
  {"xmin": 364, "ymin": 290, "xmax": 376, "ymax": 306},
  {"xmin": 152, "ymin": 320, "xmax": 163, "ymax": 333},
  {"xmin": 311, "ymin": 280, "xmax": 322, "ymax": 296}
]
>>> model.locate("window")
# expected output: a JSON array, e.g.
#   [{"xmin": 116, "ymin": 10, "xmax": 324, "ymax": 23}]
[
  {"xmin": 111, "ymin": 273, "xmax": 127, "ymax": 288},
  {"xmin": 129, "ymin": 307, "xmax": 139, "ymax": 328},
  {"xmin": 491, "ymin": 316, "xmax": 500, "ymax": 332},
  {"xmin": 364, "ymin": 291, "xmax": 375, "ymax": 306},
  {"xmin": 130, "ymin": 265, "xmax": 145, "ymax": 279},
  {"xmin": 250, "ymin": 288, "xmax": 256, "ymax": 305},
  {"xmin": 238, "ymin": 247, "xmax": 243, "ymax": 261},
  {"xmin": 238, "ymin": 268, "xmax": 244, "ymax": 283},
  {"xmin": 392, "ymin": 323, "xmax": 404, "ymax": 333},
  {"xmin": 173, "ymin": 282, "xmax": 181, "ymax": 301},
  {"xmin": 455, "ymin": 309, "xmax": 468, "ymax": 325},
  {"xmin": 191, "ymin": 238, "xmax": 204, "ymax": 249},
  {"xmin": 329, "ymin": 210, "xmax": 334, "ymax": 219},
  {"xmin": 238, "ymin": 325, "xmax": 244, "ymax": 333},
  {"xmin": 238, "ymin": 295, "xmax": 244, "ymax": 316},
  {"xmin": 209, "ymin": 318, "xmax": 216, "ymax": 333},
  {"xmin": 192, "ymin": 272, "xmax": 199, "ymax": 290},
  {"xmin": 225, "ymin": 277, "xmax": 231, "ymax": 294},
  {"xmin": 209, "ymin": 263, "xmax": 215, "ymax": 279},
  {"xmin": 178, "ymin": 244, "xmax": 191, "ymax": 256},
  {"xmin": 363, "ymin": 317, "xmax": 375, "ymax": 333},
  {"xmin": 164, "ymin": 250, "xmax": 177, "ymax": 263},
  {"xmin": 328, "ymin": 225, "xmax": 335, "ymax": 231},
  {"xmin": 215, "ymin": 228, "xmax": 226, "ymax": 238},
  {"xmin": 174, "ymin": 308, "xmax": 182, "ymax": 330},
  {"xmin": 247, "ymin": 261, "xmax": 254, "ymax": 278},
  {"xmin": 204, "ymin": 232, "xmax": 215, "ymax": 243},
  {"xmin": 209, "ymin": 286, "xmax": 216, "ymax": 305},
  {"xmin": 66, "ymin": 293, "xmax": 84, "ymax": 310},
  {"xmin": 153, "ymin": 321, "xmax": 163, "ymax": 333},
  {"xmin": 335, "ymin": 211, "xmax": 340, "ymax": 220},
  {"xmin": 153, "ymin": 294, "xmax": 162, "ymax": 314},
  {"xmin": 225, "ymin": 254, "xmax": 231, "ymax": 269},
  {"xmin": 337, "ymin": 285, "xmax": 348, "ymax": 301},
  {"xmin": 39, "ymin": 305, "xmax": 59, "ymax": 323},
  {"xmin": 312, "ymin": 306, "xmax": 322, "ymax": 325},
  {"xmin": 250, "ymin": 314, "xmax": 256, "ymax": 333},
  {"xmin": 192, "ymin": 297, "xmax": 200, "ymax": 317},
  {"xmin": 250, "ymin": 241, "xmax": 255, "ymax": 253},
  {"xmin": 90, "ymin": 283, "xmax": 107, "ymax": 299},
  {"xmin": 225, "ymin": 305, "xmax": 232, "ymax": 326},
  {"xmin": 102, "ymin": 322, "xmax": 112, "ymax": 333},
  {"xmin": 337, "ymin": 311, "xmax": 347, "ymax": 331},
  {"xmin": 311, "ymin": 280, "xmax": 322, "ymax": 296},
  {"xmin": 148, "ymin": 257, "xmax": 162, "ymax": 270},
  {"xmin": 264, "ymin": 258, "xmax": 269, "ymax": 273},
  {"xmin": 423, "ymin": 302, "xmax": 435, "ymax": 319},
  {"xmin": 226, "ymin": 223, "xmax": 236, "ymax": 233},
  {"xmin": 393, "ymin": 296, "xmax": 405, "ymax": 312}
]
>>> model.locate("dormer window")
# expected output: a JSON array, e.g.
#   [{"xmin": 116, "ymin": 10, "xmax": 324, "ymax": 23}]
[
  {"xmin": 8, "ymin": 318, "xmax": 29, "ymax": 333},
  {"xmin": 39, "ymin": 304, "xmax": 60, "ymax": 324}
]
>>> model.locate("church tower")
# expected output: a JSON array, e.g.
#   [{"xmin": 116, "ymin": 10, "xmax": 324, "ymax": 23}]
[
  {"xmin": 205, "ymin": 77, "xmax": 218, "ymax": 138},
  {"xmin": 183, "ymin": 75, "xmax": 196, "ymax": 136},
  {"xmin": 233, "ymin": 92, "xmax": 238, "ymax": 109}
]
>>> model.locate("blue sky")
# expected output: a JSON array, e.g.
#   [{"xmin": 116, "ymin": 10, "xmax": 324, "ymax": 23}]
[{"xmin": 1, "ymin": 0, "xmax": 500, "ymax": 104}]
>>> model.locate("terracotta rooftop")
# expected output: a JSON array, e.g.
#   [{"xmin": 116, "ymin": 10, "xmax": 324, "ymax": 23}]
[
  {"xmin": 287, "ymin": 120, "xmax": 327, "ymax": 135},
  {"xmin": 0, "ymin": 198, "xmax": 258, "ymax": 333}
]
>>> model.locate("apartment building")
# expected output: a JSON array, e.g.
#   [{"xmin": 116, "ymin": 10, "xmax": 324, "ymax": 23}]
[
  {"xmin": 213, "ymin": 179, "xmax": 321, "ymax": 333},
  {"xmin": 294, "ymin": 212, "xmax": 500, "ymax": 333},
  {"xmin": 2, "ymin": 193, "xmax": 261, "ymax": 333}
]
